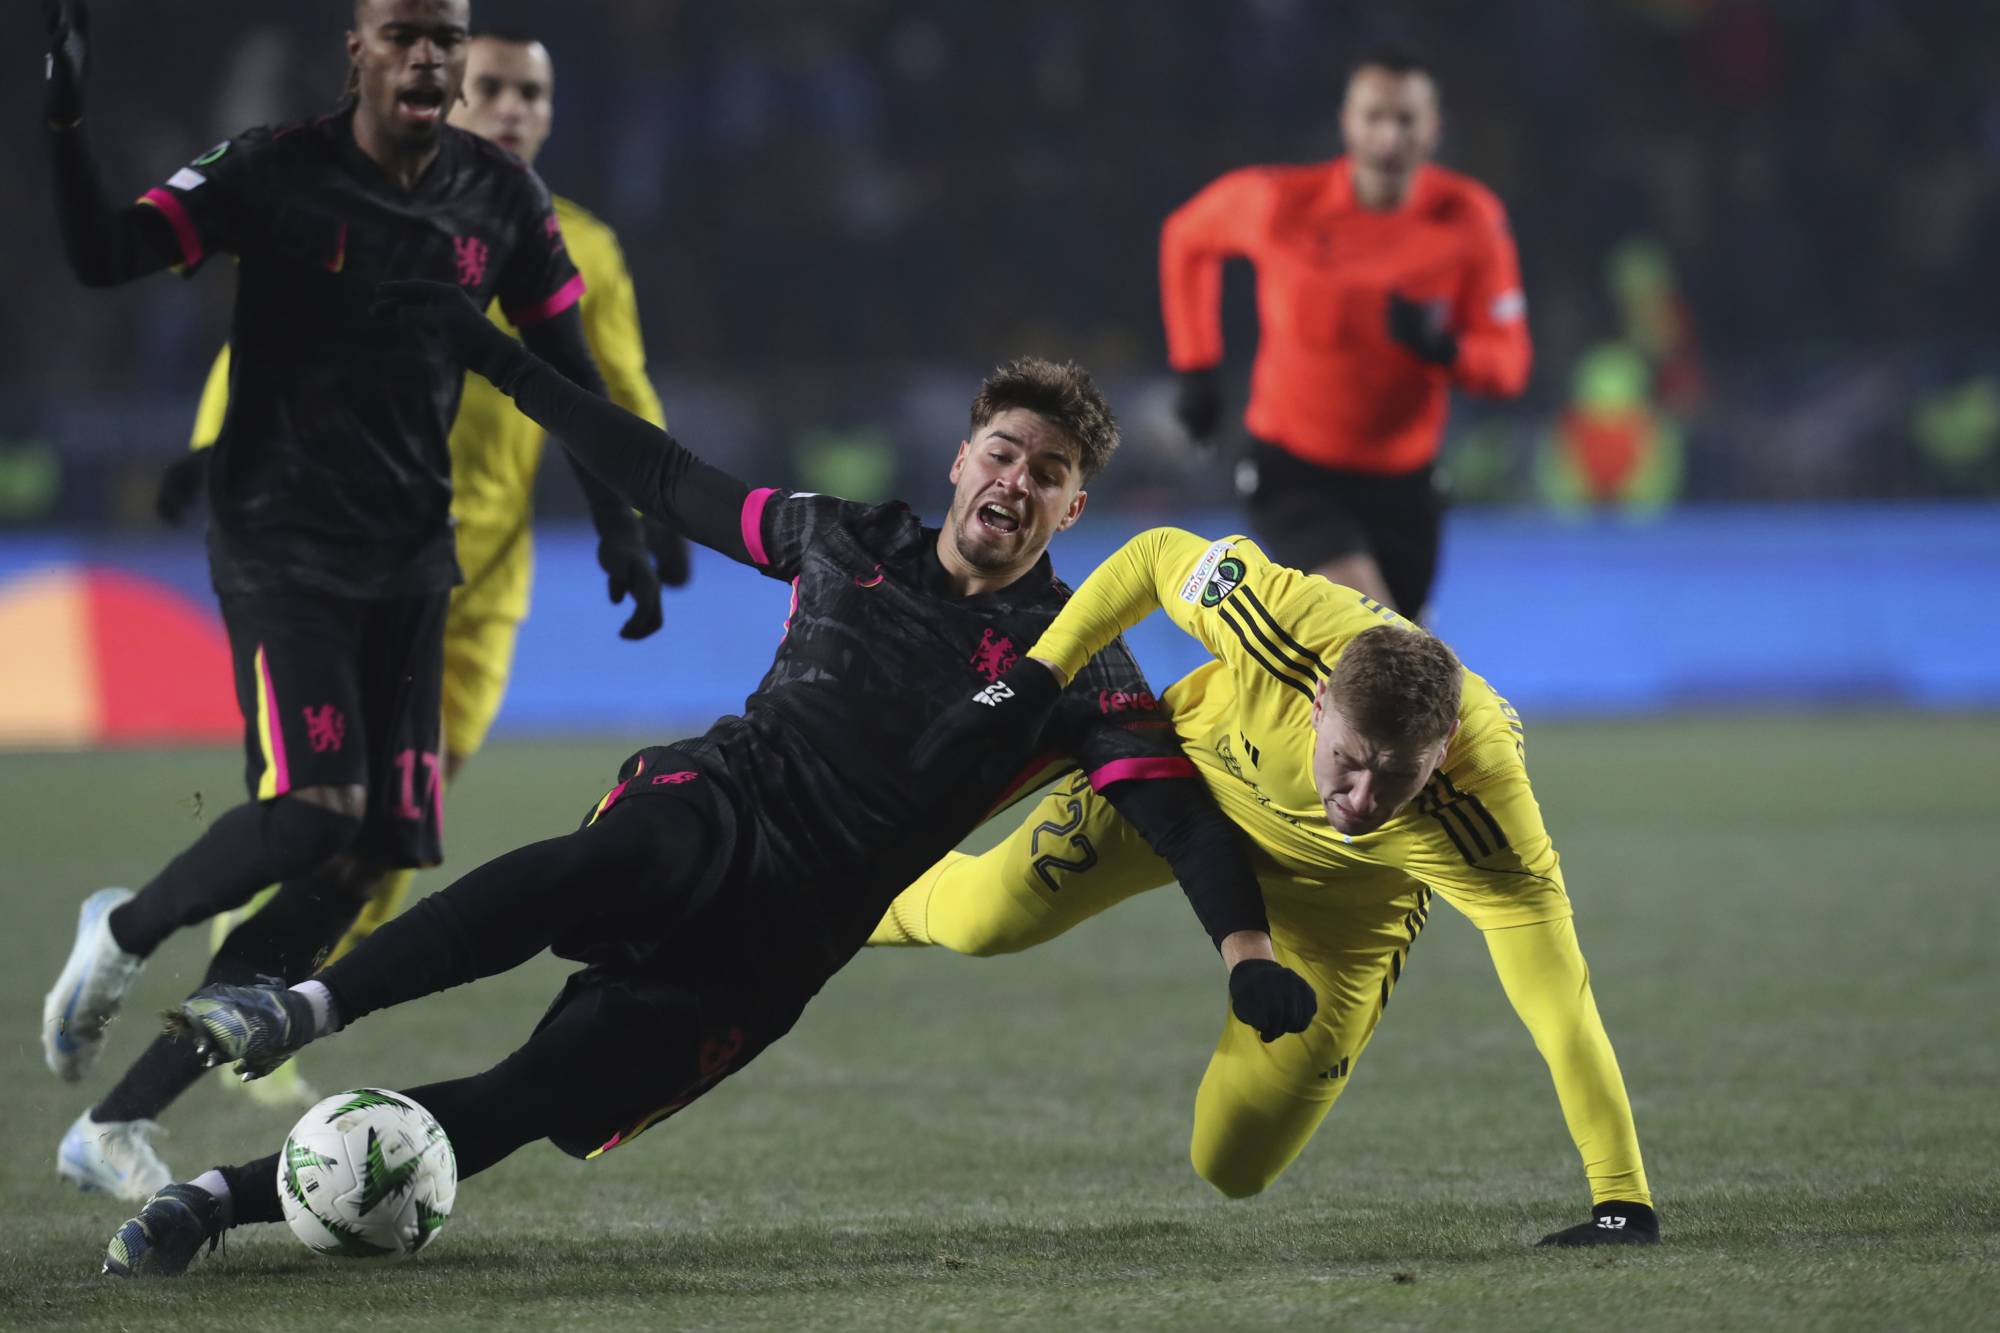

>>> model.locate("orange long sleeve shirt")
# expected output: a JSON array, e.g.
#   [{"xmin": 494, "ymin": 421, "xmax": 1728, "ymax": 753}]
[{"xmin": 1161, "ymin": 157, "xmax": 1531, "ymax": 475}]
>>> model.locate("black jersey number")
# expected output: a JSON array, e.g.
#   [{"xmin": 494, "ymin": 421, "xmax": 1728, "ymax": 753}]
[{"xmin": 1029, "ymin": 796, "xmax": 1097, "ymax": 893}]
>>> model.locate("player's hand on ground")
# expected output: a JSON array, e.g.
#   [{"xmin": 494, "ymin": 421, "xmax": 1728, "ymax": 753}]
[
  {"xmin": 154, "ymin": 451, "xmax": 210, "ymax": 525},
  {"xmin": 909, "ymin": 660, "xmax": 1064, "ymax": 777},
  {"xmin": 1385, "ymin": 292, "xmax": 1459, "ymax": 367},
  {"xmin": 644, "ymin": 514, "xmax": 691, "ymax": 588},
  {"xmin": 371, "ymin": 280, "xmax": 518, "ymax": 381},
  {"xmin": 1173, "ymin": 367, "xmax": 1223, "ymax": 446},
  {"xmin": 1538, "ymin": 1201, "xmax": 1659, "ymax": 1247},
  {"xmin": 42, "ymin": 0, "xmax": 90, "ymax": 127},
  {"xmin": 596, "ymin": 532, "xmax": 665, "ymax": 640},
  {"xmin": 1227, "ymin": 957, "xmax": 1317, "ymax": 1042}
]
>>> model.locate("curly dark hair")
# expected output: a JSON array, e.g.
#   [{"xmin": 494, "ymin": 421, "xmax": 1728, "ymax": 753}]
[{"xmin": 969, "ymin": 357, "xmax": 1120, "ymax": 482}]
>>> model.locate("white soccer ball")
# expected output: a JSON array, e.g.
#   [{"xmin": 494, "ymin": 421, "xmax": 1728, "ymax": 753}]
[{"xmin": 278, "ymin": 1088, "xmax": 457, "ymax": 1260}]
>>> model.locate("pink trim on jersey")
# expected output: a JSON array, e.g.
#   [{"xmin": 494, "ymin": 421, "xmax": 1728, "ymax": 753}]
[
  {"xmin": 259, "ymin": 647, "xmax": 291, "ymax": 796},
  {"xmin": 1086, "ymin": 755, "xmax": 1197, "ymax": 790},
  {"xmin": 740, "ymin": 487, "xmax": 778, "ymax": 566},
  {"xmin": 137, "ymin": 187, "xmax": 203, "ymax": 269},
  {"xmin": 504, "ymin": 273, "xmax": 585, "ymax": 327},
  {"xmin": 781, "ymin": 576, "xmax": 801, "ymax": 639}
]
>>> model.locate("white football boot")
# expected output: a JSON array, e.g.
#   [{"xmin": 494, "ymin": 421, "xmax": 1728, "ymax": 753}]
[
  {"xmin": 57, "ymin": 1111, "xmax": 173, "ymax": 1202},
  {"xmin": 43, "ymin": 887, "xmax": 146, "ymax": 1081}
]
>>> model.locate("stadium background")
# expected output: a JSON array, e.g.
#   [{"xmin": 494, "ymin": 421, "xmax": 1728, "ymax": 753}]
[
  {"xmin": 2, "ymin": 4, "xmax": 1996, "ymax": 1329},
  {"xmin": 2, "ymin": 0, "xmax": 1997, "ymax": 743}
]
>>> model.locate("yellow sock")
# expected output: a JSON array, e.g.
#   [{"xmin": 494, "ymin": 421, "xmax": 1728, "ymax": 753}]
[{"xmin": 323, "ymin": 867, "xmax": 416, "ymax": 967}]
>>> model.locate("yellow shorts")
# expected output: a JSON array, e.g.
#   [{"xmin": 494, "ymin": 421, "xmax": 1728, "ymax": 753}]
[
  {"xmin": 440, "ymin": 523, "xmax": 531, "ymax": 761},
  {"xmin": 884, "ymin": 772, "xmax": 1432, "ymax": 1197}
]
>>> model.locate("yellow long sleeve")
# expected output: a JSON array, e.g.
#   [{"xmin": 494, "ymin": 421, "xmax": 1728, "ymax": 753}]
[
  {"xmin": 1030, "ymin": 527, "xmax": 1212, "ymax": 678},
  {"xmin": 1483, "ymin": 916, "xmax": 1651, "ymax": 1206},
  {"xmin": 575, "ymin": 223, "xmax": 664, "ymax": 431}
]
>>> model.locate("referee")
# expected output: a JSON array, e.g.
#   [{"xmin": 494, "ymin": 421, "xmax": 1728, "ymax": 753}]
[{"xmin": 1161, "ymin": 49, "xmax": 1531, "ymax": 619}]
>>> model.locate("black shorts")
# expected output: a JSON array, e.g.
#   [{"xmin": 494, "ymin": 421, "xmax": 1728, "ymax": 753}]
[
  {"xmin": 530, "ymin": 960, "xmax": 780, "ymax": 1160},
  {"xmin": 219, "ymin": 588, "xmax": 449, "ymax": 868},
  {"xmin": 1238, "ymin": 439, "xmax": 1444, "ymax": 618},
  {"xmin": 533, "ymin": 744, "xmax": 801, "ymax": 1159}
]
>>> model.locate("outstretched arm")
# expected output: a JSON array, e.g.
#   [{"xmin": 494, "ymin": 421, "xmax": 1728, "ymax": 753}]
[
  {"xmin": 44, "ymin": 1, "xmax": 182, "ymax": 286},
  {"xmin": 1483, "ymin": 916, "xmax": 1652, "ymax": 1210},
  {"xmin": 520, "ymin": 310, "xmax": 663, "ymax": 639},
  {"xmin": 374, "ymin": 280, "xmax": 759, "ymax": 563},
  {"xmin": 1029, "ymin": 526, "xmax": 1250, "ymax": 683}
]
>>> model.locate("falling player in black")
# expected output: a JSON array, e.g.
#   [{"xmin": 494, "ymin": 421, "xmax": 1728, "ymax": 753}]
[
  {"xmin": 112, "ymin": 323, "xmax": 1321, "ymax": 1276},
  {"xmin": 39, "ymin": 0, "xmax": 665, "ymax": 1201}
]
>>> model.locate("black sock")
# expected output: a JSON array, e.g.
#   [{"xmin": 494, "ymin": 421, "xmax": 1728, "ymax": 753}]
[
  {"xmin": 319, "ymin": 800, "xmax": 714, "ymax": 1025},
  {"xmin": 210, "ymin": 868, "xmax": 372, "ymax": 986},
  {"xmin": 92, "ymin": 1035, "xmax": 210, "ymax": 1124},
  {"xmin": 93, "ymin": 872, "xmax": 369, "ymax": 1123},
  {"xmin": 108, "ymin": 798, "xmax": 360, "ymax": 958},
  {"xmin": 220, "ymin": 1154, "xmax": 284, "ymax": 1228}
]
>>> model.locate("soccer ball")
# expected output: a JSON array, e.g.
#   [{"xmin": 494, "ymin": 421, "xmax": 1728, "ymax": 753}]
[{"xmin": 278, "ymin": 1088, "xmax": 457, "ymax": 1259}]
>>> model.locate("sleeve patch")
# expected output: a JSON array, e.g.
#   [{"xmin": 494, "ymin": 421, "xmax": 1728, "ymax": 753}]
[
  {"xmin": 1489, "ymin": 289, "xmax": 1526, "ymax": 323},
  {"xmin": 1178, "ymin": 538, "xmax": 1235, "ymax": 605},
  {"xmin": 166, "ymin": 167, "xmax": 206, "ymax": 191}
]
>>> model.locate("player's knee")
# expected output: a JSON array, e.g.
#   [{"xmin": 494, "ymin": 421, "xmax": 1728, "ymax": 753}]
[
  {"xmin": 270, "ymin": 788, "xmax": 367, "ymax": 864},
  {"xmin": 290, "ymin": 782, "xmax": 369, "ymax": 824},
  {"xmin": 1190, "ymin": 1140, "xmax": 1281, "ymax": 1200}
]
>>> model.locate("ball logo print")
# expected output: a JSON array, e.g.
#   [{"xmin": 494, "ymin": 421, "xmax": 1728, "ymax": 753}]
[{"xmin": 279, "ymin": 1089, "xmax": 457, "ymax": 1260}]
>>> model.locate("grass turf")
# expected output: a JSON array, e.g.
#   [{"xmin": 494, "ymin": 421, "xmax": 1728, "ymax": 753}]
[{"xmin": 1, "ymin": 714, "xmax": 1995, "ymax": 1330}]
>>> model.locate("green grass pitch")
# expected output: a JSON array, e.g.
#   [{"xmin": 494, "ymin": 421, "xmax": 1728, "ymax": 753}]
[{"xmin": 2, "ymin": 714, "xmax": 1995, "ymax": 1330}]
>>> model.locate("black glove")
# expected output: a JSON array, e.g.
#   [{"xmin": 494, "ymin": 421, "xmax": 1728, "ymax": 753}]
[
  {"xmin": 1173, "ymin": 367, "xmax": 1223, "ymax": 445},
  {"xmin": 595, "ymin": 525, "xmax": 664, "ymax": 640},
  {"xmin": 370, "ymin": 280, "xmax": 520, "ymax": 382},
  {"xmin": 1538, "ymin": 1201, "xmax": 1660, "ymax": 1247},
  {"xmin": 155, "ymin": 450, "xmax": 211, "ymax": 525},
  {"xmin": 42, "ymin": 0, "xmax": 89, "ymax": 128},
  {"xmin": 909, "ymin": 659, "xmax": 1063, "ymax": 777},
  {"xmin": 1227, "ymin": 958, "xmax": 1317, "ymax": 1042},
  {"xmin": 1385, "ymin": 292, "xmax": 1458, "ymax": 367},
  {"xmin": 644, "ymin": 513, "xmax": 691, "ymax": 588}
]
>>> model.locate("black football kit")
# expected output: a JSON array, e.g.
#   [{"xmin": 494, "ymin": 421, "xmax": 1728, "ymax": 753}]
[{"xmin": 46, "ymin": 96, "xmax": 635, "ymax": 1132}]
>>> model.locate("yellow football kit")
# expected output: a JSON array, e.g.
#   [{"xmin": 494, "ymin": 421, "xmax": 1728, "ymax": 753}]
[
  {"xmin": 873, "ymin": 527, "xmax": 1650, "ymax": 1208},
  {"xmin": 197, "ymin": 194, "xmax": 663, "ymax": 960}
]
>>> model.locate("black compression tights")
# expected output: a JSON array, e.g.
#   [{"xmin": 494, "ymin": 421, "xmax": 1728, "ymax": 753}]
[{"xmin": 315, "ymin": 793, "xmax": 719, "ymax": 1027}]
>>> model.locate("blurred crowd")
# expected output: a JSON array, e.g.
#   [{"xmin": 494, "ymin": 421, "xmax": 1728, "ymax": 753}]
[{"xmin": 2, "ymin": 0, "xmax": 1996, "ymax": 518}]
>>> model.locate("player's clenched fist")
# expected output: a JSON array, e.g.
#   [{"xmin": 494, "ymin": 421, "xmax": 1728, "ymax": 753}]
[
  {"xmin": 909, "ymin": 659, "xmax": 1064, "ymax": 777},
  {"xmin": 1227, "ymin": 957, "xmax": 1318, "ymax": 1042}
]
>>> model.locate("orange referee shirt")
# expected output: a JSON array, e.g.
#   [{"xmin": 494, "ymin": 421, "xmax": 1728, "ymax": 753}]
[{"xmin": 1161, "ymin": 156, "xmax": 1531, "ymax": 475}]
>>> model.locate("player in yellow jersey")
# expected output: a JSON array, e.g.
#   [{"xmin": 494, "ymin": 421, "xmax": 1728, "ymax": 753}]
[
  {"xmin": 164, "ymin": 30, "xmax": 686, "ymax": 1107},
  {"xmin": 872, "ymin": 527, "xmax": 1658, "ymax": 1247}
]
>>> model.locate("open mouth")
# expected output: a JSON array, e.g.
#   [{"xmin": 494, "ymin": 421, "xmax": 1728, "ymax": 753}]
[
  {"xmin": 397, "ymin": 85, "xmax": 447, "ymax": 123},
  {"xmin": 975, "ymin": 502, "xmax": 1021, "ymax": 536}
]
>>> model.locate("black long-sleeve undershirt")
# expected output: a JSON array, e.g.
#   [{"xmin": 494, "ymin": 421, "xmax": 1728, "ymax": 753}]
[
  {"xmin": 49, "ymin": 123, "xmax": 180, "ymax": 287},
  {"xmin": 487, "ymin": 337, "xmax": 756, "ymax": 561},
  {"xmin": 1099, "ymin": 773, "xmax": 1270, "ymax": 947},
  {"xmin": 517, "ymin": 313, "xmax": 645, "ymax": 545}
]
